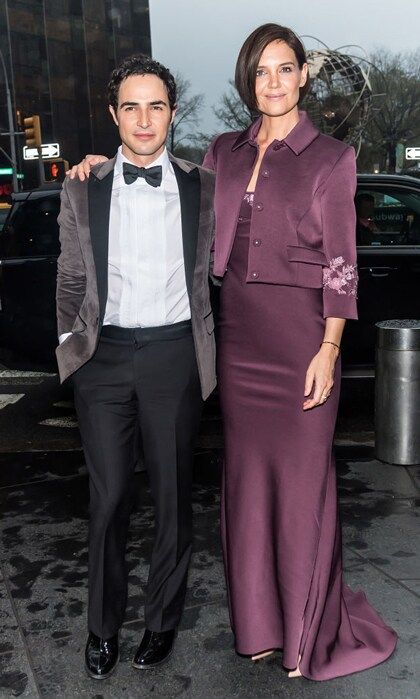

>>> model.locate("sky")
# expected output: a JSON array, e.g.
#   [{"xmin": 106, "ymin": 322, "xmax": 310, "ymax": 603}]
[{"xmin": 149, "ymin": 0, "xmax": 420, "ymax": 134}]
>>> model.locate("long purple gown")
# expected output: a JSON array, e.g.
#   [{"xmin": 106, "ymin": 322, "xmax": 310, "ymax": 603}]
[{"xmin": 218, "ymin": 194, "xmax": 397, "ymax": 681}]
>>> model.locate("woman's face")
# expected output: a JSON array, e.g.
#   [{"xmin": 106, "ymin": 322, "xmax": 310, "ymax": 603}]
[{"xmin": 255, "ymin": 40, "xmax": 308, "ymax": 117}]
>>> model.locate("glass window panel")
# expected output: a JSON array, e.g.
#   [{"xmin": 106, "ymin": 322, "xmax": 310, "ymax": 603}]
[
  {"xmin": 1, "ymin": 194, "xmax": 60, "ymax": 258},
  {"xmin": 1, "ymin": 1, "xmax": 151, "ymax": 172},
  {"xmin": 355, "ymin": 188, "xmax": 420, "ymax": 246}
]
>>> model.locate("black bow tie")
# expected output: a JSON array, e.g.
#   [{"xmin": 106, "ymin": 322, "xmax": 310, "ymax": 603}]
[{"xmin": 122, "ymin": 162, "xmax": 163, "ymax": 187}]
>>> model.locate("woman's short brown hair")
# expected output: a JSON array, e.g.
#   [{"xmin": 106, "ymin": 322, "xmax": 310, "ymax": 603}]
[{"xmin": 235, "ymin": 23, "xmax": 309, "ymax": 113}]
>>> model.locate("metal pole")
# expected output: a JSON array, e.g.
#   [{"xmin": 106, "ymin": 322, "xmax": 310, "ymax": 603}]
[
  {"xmin": 37, "ymin": 146, "xmax": 45, "ymax": 187},
  {"xmin": 0, "ymin": 48, "xmax": 18, "ymax": 193}
]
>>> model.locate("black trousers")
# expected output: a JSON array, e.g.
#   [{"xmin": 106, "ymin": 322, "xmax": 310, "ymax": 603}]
[{"xmin": 72, "ymin": 321, "xmax": 203, "ymax": 638}]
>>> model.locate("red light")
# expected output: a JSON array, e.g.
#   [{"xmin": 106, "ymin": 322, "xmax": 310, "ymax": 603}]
[{"xmin": 0, "ymin": 183, "xmax": 12, "ymax": 196}]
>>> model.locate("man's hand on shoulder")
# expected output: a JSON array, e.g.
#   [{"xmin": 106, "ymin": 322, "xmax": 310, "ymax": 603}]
[{"xmin": 66, "ymin": 155, "xmax": 109, "ymax": 181}]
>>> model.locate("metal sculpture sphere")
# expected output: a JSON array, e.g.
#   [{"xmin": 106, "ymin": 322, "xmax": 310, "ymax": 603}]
[{"xmin": 302, "ymin": 38, "xmax": 373, "ymax": 155}]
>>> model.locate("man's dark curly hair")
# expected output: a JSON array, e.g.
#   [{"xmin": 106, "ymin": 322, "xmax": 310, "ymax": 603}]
[{"xmin": 108, "ymin": 54, "xmax": 177, "ymax": 111}]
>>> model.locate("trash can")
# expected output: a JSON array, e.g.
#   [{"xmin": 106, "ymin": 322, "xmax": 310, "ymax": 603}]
[{"xmin": 375, "ymin": 319, "xmax": 420, "ymax": 465}]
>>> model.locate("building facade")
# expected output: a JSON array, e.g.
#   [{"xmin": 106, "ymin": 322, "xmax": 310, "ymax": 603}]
[{"xmin": 0, "ymin": 0, "xmax": 151, "ymax": 189}]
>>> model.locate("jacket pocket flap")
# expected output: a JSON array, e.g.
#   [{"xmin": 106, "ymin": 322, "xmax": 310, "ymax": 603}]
[
  {"xmin": 204, "ymin": 311, "xmax": 215, "ymax": 334},
  {"xmin": 286, "ymin": 245, "xmax": 327, "ymax": 266},
  {"xmin": 72, "ymin": 313, "xmax": 87, "ymax": 333}
]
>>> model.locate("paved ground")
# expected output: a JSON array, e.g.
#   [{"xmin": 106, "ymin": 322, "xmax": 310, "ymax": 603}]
[
  {"xmin": 0, "ymin": 348, "xmax": 418, "ymax": 697},
  {"xmin": 0, "ymin": 442, "xmax": 419, "ymax": 698}
]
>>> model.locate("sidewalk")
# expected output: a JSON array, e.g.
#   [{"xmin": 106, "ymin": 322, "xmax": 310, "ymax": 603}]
[{"xmin": 0, "ymin": 441, "xmax": 419, "ymax": 697}]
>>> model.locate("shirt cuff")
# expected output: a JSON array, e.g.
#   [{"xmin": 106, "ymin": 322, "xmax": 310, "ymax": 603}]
[{"xmin": 59, "ymin": 332, "xmax": 72, "ymax": 344}]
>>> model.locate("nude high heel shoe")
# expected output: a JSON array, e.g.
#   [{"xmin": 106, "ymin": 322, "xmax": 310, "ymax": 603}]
[
  {"xmin": 251, "ymin": 650, "xmax": 275, "ymax": 661},
  {"xmin": 288, "ymin": 654, "xmax": 302, "ymax": 677}
]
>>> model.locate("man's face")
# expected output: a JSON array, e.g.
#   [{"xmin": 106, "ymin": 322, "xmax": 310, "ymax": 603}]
[{"xmin": 109, "ymin": 74, "xmax": 176, "ymax": 166}]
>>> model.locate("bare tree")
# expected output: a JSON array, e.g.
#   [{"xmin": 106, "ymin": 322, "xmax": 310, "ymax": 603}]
[
  {"xmin": 169, "ymin": 73, "xmax": 204, "ymax": 154},
  {"xmin": 363, "ymin": 49, "xmax": 420, "ymax": 172},
  {"xmin": 183, "ymin": 80, "xmax": 253, "ymax": 162},
  {"xmin": 189, "ymin": 130, "xmax": 217, "ymax": 159},
  {"xmin": 213, "ymin": 79, "xmax": 253, "ymax": 132}
]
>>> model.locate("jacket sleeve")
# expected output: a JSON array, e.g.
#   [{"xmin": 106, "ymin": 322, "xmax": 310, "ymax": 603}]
[
  {"xmin": 56, "ymin": 180, "xmax": 86, "ymax": 337},
  {"xmin": 321, "ymin": 146, "xmax": 358, "ymax": 320}
]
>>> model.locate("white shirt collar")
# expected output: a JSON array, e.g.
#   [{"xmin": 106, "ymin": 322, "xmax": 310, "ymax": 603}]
[{"xmin": 115, "ymin": 145, "xmax": 171, "ymax": 181}]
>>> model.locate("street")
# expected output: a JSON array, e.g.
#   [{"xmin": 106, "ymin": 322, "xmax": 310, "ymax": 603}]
[{"xmin": 0, "ymin": 348, "xmax": 418, "ymax": 698}]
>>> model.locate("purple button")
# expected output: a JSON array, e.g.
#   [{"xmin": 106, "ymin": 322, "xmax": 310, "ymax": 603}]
[
  {"xmin": 262, "ymin": 170, "xmax": 269, "ymax": 178},
  {"xmin": 253, "ymin": 238, "xmax": 262, "ymax": 247},
  {"xmin": 251, "ymin": 271, "xmax": 259, "ymax": 279},
  {"xmin": 256, "ymin": 202, "xmax": 263, "ymax": 211}
]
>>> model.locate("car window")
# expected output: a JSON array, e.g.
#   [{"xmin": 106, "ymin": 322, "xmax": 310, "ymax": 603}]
[
  {"xmin": 355, "ymin": 187, "xmax": 420, "ymax": 246},
  {"xmin": 0, "ymin": 208, "xmax": 10, "ymax": 232},
  {"xmin": 0, "ymin": 194, "xmax": 60, "ymax": 258}
]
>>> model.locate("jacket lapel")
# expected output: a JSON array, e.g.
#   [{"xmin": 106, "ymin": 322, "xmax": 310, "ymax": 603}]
[
  {"xmin": 171, "ymin": 160, "xmax": 201, "ymax": 300},
  {"xmin": 88, "ymin": 158, "xmax": 115, "ymax": 323}
]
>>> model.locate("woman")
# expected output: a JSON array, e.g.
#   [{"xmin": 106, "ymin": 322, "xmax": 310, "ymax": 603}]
[
  {"xmin": 70, "ymin": 24, "xmax": 397, "ymax": 680},
  {"xmin": 202, "ymin": 24, "xmax": 396, "ymax": 680}
]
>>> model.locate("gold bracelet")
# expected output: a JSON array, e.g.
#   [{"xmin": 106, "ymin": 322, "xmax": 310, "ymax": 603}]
[{"xmin": 320, "ymin": 340, "xmax": 340, "ymax": 354}]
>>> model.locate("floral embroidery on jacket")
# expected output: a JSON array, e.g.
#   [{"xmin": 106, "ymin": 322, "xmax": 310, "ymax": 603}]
[
  {"xmin": 323, "ymin": 256, "xmax": 358, "ymax": 296},
  {"xmin": 243, "ymin": 192, "xmax": 254, "ymax": 206}
]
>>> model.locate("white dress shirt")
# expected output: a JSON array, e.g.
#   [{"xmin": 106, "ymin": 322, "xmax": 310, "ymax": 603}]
[
  {"xmin": 104, "ymin": 146, "xmax": 190, "ymax": 328},
  {"xmin": 59, "ymin": 147, "xmax": 190, "ymax": 344}
]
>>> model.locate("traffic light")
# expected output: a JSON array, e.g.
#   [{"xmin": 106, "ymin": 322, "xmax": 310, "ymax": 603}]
[
  {"xmin": 43, "ymin": 159, "xmax": 68, "ymax": 183},
  {"xmin": 24, "ymin": 115, "xmax": 42, "ymax": 147}
]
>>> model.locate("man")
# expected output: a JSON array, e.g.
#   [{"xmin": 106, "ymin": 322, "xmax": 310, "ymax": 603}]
[
  {"xmin": 355, "ymin": 192, "xmax": 378, "ymax": 245},
  {"xmin": 56, "ymin": 54, "xmax": 215, "ymax": 680}
]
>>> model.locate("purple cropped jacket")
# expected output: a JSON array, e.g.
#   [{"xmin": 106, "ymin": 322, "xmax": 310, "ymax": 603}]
[{"xmin": 203, "ymin": 110, "xmax": 358, "ymax": 320}]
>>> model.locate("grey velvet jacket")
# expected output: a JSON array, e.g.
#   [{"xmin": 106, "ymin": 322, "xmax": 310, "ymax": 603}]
[{"xmin": 56, "ymin": 154, "xmax": 216, "ymax": 400}]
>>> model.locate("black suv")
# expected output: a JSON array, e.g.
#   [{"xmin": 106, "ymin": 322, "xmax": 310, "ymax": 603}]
[
  {"xmin": 0, "ymin": 187, "xmax": 61, "ymax": 358},
  {"xmin": 1, "ymin": 175, "xmax": 420, "ymax": 367},
  {"xmin": 341, "ymin": 174, "xmax": 420, "ymax": 369}
]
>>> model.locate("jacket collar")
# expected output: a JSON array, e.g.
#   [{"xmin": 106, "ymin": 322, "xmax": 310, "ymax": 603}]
[
  {"xmin": 114, "ymin": 145, "xmax": 172, "ymax": 180},
  {"xmin": 90, "ymin": 151, "xmax": 198, "ymax": 180},
  {"xmin": 91, "ymin": 156, "xmax": 116, "ymax": 180},
  {"xmin": 232, "ymin": 110, "xmax": 319, "ymax": 155}
]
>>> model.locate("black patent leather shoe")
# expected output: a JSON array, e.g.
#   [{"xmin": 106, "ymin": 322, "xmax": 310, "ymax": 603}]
[
  {"xmin": 85, "ymin": 631, "xmax": 119, "ymax": 680},
  {"xmin": 132, "ymin": 629, "xmax": 176, "ymax": 669}
]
